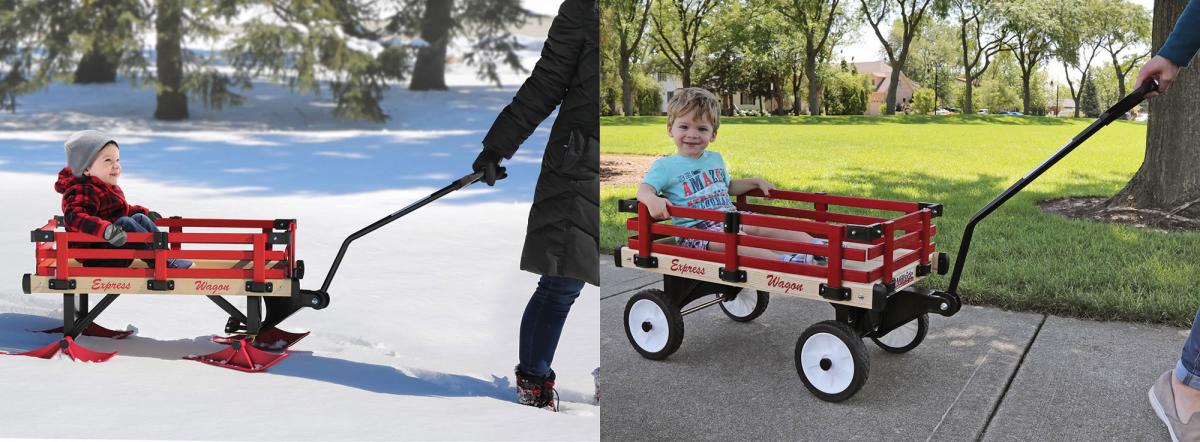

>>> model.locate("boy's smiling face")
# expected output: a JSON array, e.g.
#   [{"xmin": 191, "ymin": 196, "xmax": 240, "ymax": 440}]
[
  {"xmin": 85, "ymin": 143, "xmax": 121, "ymax": 186},
  {"xmin": 668, "ymin": 110, "xmax": 717, "ymax": 159}
]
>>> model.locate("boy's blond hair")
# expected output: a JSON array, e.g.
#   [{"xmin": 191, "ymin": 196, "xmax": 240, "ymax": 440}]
[{"xmin": 667, "ymin": 87, "xmax": 720, "ymax": 131}]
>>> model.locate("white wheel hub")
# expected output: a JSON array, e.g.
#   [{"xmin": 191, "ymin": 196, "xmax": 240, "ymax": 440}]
[
  {"xmin": 628, "ymin": 299, "xmax": 669, "ymax": 353},
  {"xmin": 876, "ymin": 319, "xmax": 919, "ymax": 348},
  {"xmin": 800, "ymin": 332, "xmax": 855, "ymax": 394},
  {"xmin": 721, "ymin": 292, "xmax": 757, "ymax": 317}
]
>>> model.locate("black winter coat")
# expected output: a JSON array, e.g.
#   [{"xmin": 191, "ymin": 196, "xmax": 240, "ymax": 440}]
[{"xmin": 481, "ymin": 0, "xmax": 599, "ymax": 286}]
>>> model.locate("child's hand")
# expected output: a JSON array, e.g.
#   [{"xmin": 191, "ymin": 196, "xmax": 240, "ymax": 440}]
[
  {"xmin": 103, "ymin": 224, "xmax": 127, "ymax": 247},
  {"xmin": 645, "ymin": 196, "xmax": 672, "ymax": 220},
  {"xmin": 751, "ymin": 178, "xmax": 776, "ymax": 197}
]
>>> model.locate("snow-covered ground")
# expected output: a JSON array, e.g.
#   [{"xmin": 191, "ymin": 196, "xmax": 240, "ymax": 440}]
[{"xmin": 0, "ymin": 9, "xmax": 599, "ymax": 440}]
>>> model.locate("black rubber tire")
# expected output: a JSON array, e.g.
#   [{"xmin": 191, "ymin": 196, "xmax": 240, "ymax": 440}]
[
  {"xmin": 719, "ymin": 289, "xmax": 770, "ymax": 322},
  {"xmin": 871, "ymin": 314, "xmax": 929, "ymax": 354},
  {"xmin": 623, "ymin": 289, "xmax": 684, "ymax": 360},
  {"xmin": 795, "ymin": 320, "xmax": 871, "ymax": 402}
]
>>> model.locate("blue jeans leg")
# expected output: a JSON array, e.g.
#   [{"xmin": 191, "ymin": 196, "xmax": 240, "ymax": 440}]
[
  {"xmin": 114, "ymin": 214, "xmax": 156, "ymax": 233},
  {"xmin": 1178, "ymin": 305, "xmax": 1200, "ymax": 388},
  {"xmin": 517, "ymin": 275, "xmax": 584, "ymax": 379}
]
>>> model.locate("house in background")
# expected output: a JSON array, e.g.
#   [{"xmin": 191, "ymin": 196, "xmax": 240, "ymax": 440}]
[
  {"xmin": 852, "ymin": 61, "xmax": 919, "ymax": 115},
  {"xmin": 1048, "ymin": 98, "xmax": 1076, "ymax": 117}
]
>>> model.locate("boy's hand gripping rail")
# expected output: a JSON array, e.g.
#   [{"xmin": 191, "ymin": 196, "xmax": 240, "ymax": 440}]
[
  {"xmin": 263, "ymin": 171, "xmax": 485, "ymax": 329},
  {"xmin": 946, "ymin": 79, "xmax": 1158, "ymax": 295}
]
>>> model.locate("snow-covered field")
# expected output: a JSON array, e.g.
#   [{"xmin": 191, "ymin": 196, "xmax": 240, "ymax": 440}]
[{"xmin": 0, "ymin": 7, "xmax": 599, "ymax": 440}]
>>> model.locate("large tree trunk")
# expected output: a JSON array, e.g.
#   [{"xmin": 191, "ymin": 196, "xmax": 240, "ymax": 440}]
[
  {"xmin": 410, "ymin": 0, "xmax": 452, "ymax": 91},
  {"xmin": 620, "ymin": 52, "xmax": 634, "ymax": 116},
  {"xmin": 792, "ymin": 70, "xmax": 802, "ymax": 115},
  {"xmin": 154, "ymin": 0, "xmax": 187, "ymax": 120},
  {"xmin": 1112, "ymin": 52, "xmax": 1128, "ymax": 99},
  {"xmin": 964, "ymin": 76, "xmax": 974, "ymax": 114},
  {"xmin": 1020, "ymin": 65, "xmax": 1033, "ymax": 115},
  {"xmin": 74, "ymin": 46, "xmax": 118, "ymax": 84},
  {"xmin": 1105, "ymin": 0, "xmax": 1200, "ymax": 219},
  {"xmin": 805, "ymin": 51, "xmax": 820, "ymax": 116}
]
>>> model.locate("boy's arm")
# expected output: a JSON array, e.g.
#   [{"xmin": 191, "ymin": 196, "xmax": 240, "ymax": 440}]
[
  {"xmin": 728, "ymin": 178, "xmax": 775, "ymax": 197},
  {"xmin": 62, "ymin": 190, "xmax": 111, "ymax": 237},
  {"xmin": 637, "ymin": 183, "xmax": 671, "ymax": 220},
  {"xmin": 126, "ymin": 204, "xmax": 151, "ymax": 217}
]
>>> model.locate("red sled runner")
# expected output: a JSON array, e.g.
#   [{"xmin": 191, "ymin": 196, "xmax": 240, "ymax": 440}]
[{"xmin": 14, "ymin": 171, "xmax": 488, "ymax": 371}]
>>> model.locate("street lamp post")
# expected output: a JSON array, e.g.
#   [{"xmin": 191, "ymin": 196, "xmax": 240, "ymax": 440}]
[{"xmin": 1053, "ymin": 80, "xmax": 1058, "ymax": 117}]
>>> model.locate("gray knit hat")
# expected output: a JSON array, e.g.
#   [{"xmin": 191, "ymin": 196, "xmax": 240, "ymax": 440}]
[{"xmin": 64, "ymin": 130, "xmax": 117, "ymax": 177}]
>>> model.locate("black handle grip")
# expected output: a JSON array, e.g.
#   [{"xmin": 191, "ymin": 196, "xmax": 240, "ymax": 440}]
[{"xmin": 1101, "ymin": 78, "xmax": 1158, "ymax": 124}]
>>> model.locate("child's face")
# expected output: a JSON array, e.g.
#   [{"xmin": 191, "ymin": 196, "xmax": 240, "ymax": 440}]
[
  {"xmin": 85, "ymin": 143, "xmax": 121, "ymax": 186},
  {"xmin": 668, "ymin": 111, "xmax": 717, "ymax": 159}
]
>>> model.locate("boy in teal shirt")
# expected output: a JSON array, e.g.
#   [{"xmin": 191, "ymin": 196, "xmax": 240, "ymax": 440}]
[{"xmin": 637, "ymin": 87, "xmax": 823, "ymax": 263}]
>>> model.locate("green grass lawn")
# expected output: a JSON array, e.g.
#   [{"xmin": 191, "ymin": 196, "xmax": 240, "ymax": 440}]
[{"xmin": 601, "ymin": 115, "xmax": 1200, "ymax": 326}]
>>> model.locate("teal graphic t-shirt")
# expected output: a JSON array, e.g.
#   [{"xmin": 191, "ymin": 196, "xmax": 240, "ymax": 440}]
[{"xmin": 642, "ymin": 150, "xmax": 736, "ymax": 227}]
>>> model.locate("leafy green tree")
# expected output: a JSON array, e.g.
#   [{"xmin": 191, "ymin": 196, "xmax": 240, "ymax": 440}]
[
  {"xmin": 1096, "ymin": 0, "xmax": 1150, "ymax": 98},
  {"xmin": 859, "ymin": 0, "xmax": 947, "ymax": 114},
  {"xmin": 951, "ymin": 0, "xmax": 1008, "ymax": 113},
  {"xmin": 651, "ymin": 0, "xmax": 720, "ymax": 88},
  {"xmin": 772, "ymin": 0, "xmax": 855, "ymax": 115},
  {"xmin": 603, "ymin": 0, "xmax": 651, "ymax": 116},
  {"xmin": 911, "ymin": 87, "xmax": 936, "ymax": 114},
  {"xmin": 887, "ymin": 18, "xmax": 957, "ymax": 106},
  {"xmin": 822, "ymin": 66, "xmax": 870, "ymax": 114},
  {"xmin": 1050, "ymin": 0, "xmax": 1106, "ymax": 117},
  {"xmin": 1002, "ymin": 0, "xmax": 1055, "ymax": 114}
]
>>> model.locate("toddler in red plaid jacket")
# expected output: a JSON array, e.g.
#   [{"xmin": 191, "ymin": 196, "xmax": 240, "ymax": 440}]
[{"xmin": 54, "ymin": 130, "xmax": 191, "ymax": 268}]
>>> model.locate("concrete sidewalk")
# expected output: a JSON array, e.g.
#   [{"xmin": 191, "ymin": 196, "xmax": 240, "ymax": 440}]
[{"xmin": 599, "ymin": 260, "xmax": 1184, "ymax": 441}]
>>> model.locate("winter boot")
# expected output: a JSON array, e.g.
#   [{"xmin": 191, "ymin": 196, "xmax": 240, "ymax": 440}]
[{"xmin": 516, "ymin": 368, "xmax": 557, "ymax": 411}]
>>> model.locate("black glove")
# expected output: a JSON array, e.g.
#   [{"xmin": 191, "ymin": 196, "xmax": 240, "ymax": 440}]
[
  {"xmin": 472, "ymin": 149, "xmax": 508, "ymax": 186},
  {"xmin": 103, "ymin": 223, "xmax": 127, "ymax": 247},
  {"xmin": 147, "ymin": 211, "xmax": 162, "ymax": 222}
]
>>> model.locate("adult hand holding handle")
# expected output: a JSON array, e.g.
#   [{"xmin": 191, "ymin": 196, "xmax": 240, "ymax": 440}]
[{"xmin": 471, "ymin": 149, "xmax": 509, "ymax": 186}]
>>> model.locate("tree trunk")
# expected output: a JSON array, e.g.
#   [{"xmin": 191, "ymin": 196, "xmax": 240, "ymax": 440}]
[
  {"xmin": 74, "ymin": 46, "xmax": 118, "ymax": 84},
  {"xmin": 410, "ymin": 0, "xmax": 452, "ymax": 91},
  {"xmin": 1021, "ymin": 72, "xmax": 1032, "ymax": 115},
  {"xmin": 1019, "ymin": 60, "xmax": 1034, "ymax": 115},
  {"xmin": 153, "ymin": 0, "xmax": 187, "ymax": 120},
  {"xmin": 1112, "ymin": 52, "xmax": 1128, "ymax": 99},
  {"xmin": 620, "ymin": 54, "xmax": 634, "ymax": 116},
  {"xmin": 884, "ymin": 69, "xmax": 900, "ymax": 115},
  {"xmin": 792, "ymin": 71, "xmax": 802, "ymax": 115},
  {"xmin": 805, "ymin": 52, "xmax": 820, "ymax": 116},
  {"xmin": 964, "ymin": 76, "xmax": 974, "ymax": 114},
  {"xmin": 1105, "ymin": 0, "xmax": 1200, "ymax": 217}
]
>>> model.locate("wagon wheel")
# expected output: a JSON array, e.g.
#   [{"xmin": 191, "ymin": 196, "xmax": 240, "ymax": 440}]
[
  {"xmin": 719, "ymin": 289, "xmax": 769, "ymax": 322},
  {"xmin": 623, "ymin": 289, "xmax": 684, "ymax": 360},
  {"xmin": 795, "ymin": 320, "xmax": 870, "ymax": 402},
  {"xmin": 871, "ymin": 314, "xmax": 928, "ymax": 354}
]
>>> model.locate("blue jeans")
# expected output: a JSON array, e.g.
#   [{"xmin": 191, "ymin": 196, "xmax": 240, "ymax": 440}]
[
  {"xmin": 1178, "ymin": 306, "xmax": 1200, "ymax": 388},
  {"xmin": 517, "ymin": 275, "xmax": 584, "ymax": 379},
  {"xmin": 81, "ymin": 214, "xmax": 158, "ymax": 268}
]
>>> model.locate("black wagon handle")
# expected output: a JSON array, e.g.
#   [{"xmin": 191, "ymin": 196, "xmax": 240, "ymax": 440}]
[
  {"xmin": 946, "ymin": 79, "xmax": 1158, "ymax": 295},
  {"xmin": 315, "ymin": 170, "xmax": 485, "ymax": 294}
]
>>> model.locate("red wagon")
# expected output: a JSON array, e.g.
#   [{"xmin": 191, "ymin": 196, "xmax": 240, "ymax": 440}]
[
  {"xmin": 13, "ymin": 171, "xmax": 486, "ymax": 372},
  {"xmin": 614, "ymin": 189, "xmax": 959, "ymax": 401}
]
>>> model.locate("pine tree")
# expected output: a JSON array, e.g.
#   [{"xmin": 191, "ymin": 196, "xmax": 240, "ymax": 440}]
[
  {"xmin": 1079, "ymin": 72, "xmax": 1101, "ymax": 117},
  {"xmin": 391, "ymin": 0, "xmax": 532, "ymax": 91},
  {"xmin": 227, "ymin": 0, "xmax": 410, "ymax": 122}
]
